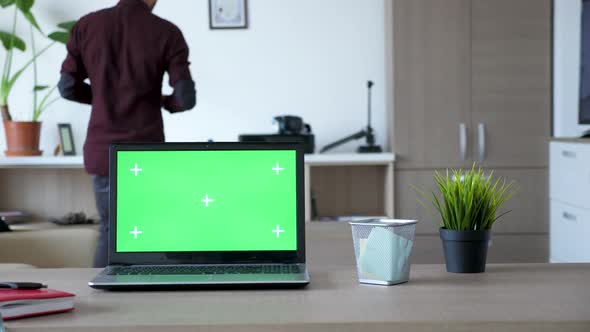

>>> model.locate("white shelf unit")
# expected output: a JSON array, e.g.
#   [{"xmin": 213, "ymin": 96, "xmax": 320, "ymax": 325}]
[
  {"xmin": 304, "ymin": 153, "xmax": 395, "ymax": 222},
  {"xmin": 305, "ymin": 153, "xmax": 395, "ymax": 166},
  {"xmin": 0, "ymin": 156, "xmax": 84, "ymax": 168},
  {"xmin": 0, "ymin": 154, "xmax": 395, "ymax": 168},
  {"xmin": 0, "ymin": 153, "xmax": 395, "ymax": 222},
  {"xmin": 549, "ymin": 141, "xmax": 590, "ymax": 263}
]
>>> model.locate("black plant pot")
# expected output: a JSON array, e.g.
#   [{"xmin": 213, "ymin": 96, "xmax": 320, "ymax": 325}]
[
  {"xmin": 0, "ymin": 219, "xmax": 10, "ymax": 232},
  {"xmin": 439, "ymin": 228, "xmax": 490, "ymax": 273}
]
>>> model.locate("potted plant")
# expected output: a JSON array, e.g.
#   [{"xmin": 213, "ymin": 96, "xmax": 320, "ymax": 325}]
[
  {"xmin": 415, "ymin": 166, "xmax": 516, "ymax": 273},
  {"xmin": 1, "ymin": 0, "xmax": 74, "ymax": 156}
]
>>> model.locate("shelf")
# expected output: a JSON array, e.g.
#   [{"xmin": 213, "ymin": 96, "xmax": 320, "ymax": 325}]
[
  {"xmin": 0, "ymin": 153, "xmax": 395, "ymax": 169},
  {"xmin": 305, "ymin": 153, "xmax": 395, "ymax": 166},
  {"xmin": 0, "ymin": 156, "xmax": 84, "ymax": 169}
]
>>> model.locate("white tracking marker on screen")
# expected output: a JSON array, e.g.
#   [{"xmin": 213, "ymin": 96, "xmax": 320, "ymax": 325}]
[
  {"xmin": 130, "ymin": 226, "xmax": 143, "ymax": 239},
  {"xmin": 130, "ymin": 163, "xmax": 143, "ymax": 176},
  {"xmin": 272, "ymin": 225, "xmax": 285, "ymax": 238},
  {"xmin": 272, "ymin": 162, "xmax": 284, "ymax": 175},
  {"xmin": 201, "ymin": 194, "xmax": 214, "ymax": 207}
]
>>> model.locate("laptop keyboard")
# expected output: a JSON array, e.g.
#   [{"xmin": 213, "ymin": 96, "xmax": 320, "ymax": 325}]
[{"xmin": 107, "ymin": 265, "xmax": 303, "ymax": 276}]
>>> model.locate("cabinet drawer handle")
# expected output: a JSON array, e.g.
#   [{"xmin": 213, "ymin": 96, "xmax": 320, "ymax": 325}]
[
  {"xmin": 478, "ymin": 123, "xmax": 486, "ymax": 162},
  {"xmin": 459, "ymin": 123, "xmax": 467, "ymax": 161},
  {"xmin": 562, "ymin": 211, "xmax": 577, "ymax": 221},
  {"xmin": 561, "ymin": 150, "xmax": 577, "ymax": 158}
]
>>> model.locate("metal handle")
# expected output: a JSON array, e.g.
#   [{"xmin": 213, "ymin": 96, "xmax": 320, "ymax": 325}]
[
  {"xmin": 459, "ymin": 123, "xmax": 467, "ymax": 161},
  {"xmin": 478, "ymin": 123, "xmax": 486, "ymax": 162},
  {"xmin": 562, "ymin": 211, "xmax": 577, "ymax": 221},
  {"xmin": 561, "ymin": 150, "xmax": 577, "ymax": 158}
]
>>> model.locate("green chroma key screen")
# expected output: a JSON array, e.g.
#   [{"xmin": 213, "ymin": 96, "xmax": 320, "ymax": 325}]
[{"xmin": 116, "ymin": 150, "xmax": 298, "ymax": 252}]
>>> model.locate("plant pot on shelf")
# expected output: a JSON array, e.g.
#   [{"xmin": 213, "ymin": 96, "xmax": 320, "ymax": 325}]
[
  {"xmin": 439, "ymin": 228, "xmax": 490, "ymax": 273},
  {"xmin": 3, "ymin": 121, "xmax": 43, "ymax": 156}
]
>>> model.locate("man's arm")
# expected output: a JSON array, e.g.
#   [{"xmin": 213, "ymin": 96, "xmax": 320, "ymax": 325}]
[
  {"xmin": 162, "ymin": 26, "xmax": 196, "ymax": 113},
  {"xmin": 162, "ymin": 80, "xmax": 195, "ymax": 112},
  {"xmin": 59, "ymin": 22, "xmax": 92, "ymax": 105},
  {"xmin": 58, "ymin": 74, "xmax": 92, "ymax": 105}
]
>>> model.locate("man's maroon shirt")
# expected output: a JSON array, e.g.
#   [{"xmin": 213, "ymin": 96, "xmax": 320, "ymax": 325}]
[{"xmin": 61, "ymin": 0, "xmax": 193, "ymax": 176}]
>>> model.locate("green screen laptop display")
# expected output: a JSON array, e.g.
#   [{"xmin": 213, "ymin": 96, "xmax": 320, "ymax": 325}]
[{"xmin": 116, "ymin": 150, "xmax": 297, "ymax": 253}]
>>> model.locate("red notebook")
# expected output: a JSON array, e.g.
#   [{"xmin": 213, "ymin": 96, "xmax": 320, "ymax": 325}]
[{"xmin": 0, "ymin": 289, "xmax": 75, "ymax": 320}]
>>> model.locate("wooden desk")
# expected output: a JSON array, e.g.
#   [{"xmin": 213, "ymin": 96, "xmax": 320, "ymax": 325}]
[
  {"xmin": 1, "ymin": 224, "xmax": 587, "ymax": 331},
  {"xmin": 2, "ymin": 265, "xmax": 589, "ymax": 331}
]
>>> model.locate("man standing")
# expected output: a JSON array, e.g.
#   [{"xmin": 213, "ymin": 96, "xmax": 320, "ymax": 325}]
[{"xmin": 59, "ymin": 0, "xmax": 196, "ymax": 267}]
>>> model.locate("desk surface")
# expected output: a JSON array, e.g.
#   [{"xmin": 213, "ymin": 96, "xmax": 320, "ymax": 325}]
[{"xmin": 2, "ymin": 263, "xmax": 589, "ymax": 331}]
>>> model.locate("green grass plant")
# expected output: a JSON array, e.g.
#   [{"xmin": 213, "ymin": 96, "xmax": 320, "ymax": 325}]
[{"xmin": 414, "ymin": 165, "xmax": 516, "ymax": 231}]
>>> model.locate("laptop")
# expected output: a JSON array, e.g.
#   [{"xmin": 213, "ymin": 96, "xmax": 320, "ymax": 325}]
[{"xmin": 89, "ymin": 142, "xmax": 310, "ymax": 290}]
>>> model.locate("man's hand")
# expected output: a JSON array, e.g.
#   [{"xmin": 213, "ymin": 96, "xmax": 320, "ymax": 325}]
[
  {"xmin": 58, "ymin": 73, "xmax": 93, "ymax": 105},
  {"xmin": 162, "ymin": 80, "xmax": 196, "ymax": 113}
]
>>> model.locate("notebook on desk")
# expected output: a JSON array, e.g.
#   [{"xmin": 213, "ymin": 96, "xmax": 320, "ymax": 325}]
[
  {"xmin": 0, "ymin": 289, "xmax": 75, "ymax": 320},
  {"xmin": 89, "ymin": 142, "xmax": 309, "ymax": 290}
]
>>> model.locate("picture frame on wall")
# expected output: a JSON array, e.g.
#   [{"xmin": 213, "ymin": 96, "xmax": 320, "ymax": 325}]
[
  {"xmin": 58, "ymin": 123, "xmax": 76, "ymax": 156},
  {"xmin": 209, "ymin": 0, "xmax": 248, "ymax": 30}
]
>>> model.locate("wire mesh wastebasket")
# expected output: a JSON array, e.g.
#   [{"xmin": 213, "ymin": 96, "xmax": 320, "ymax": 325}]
[{"xmin": 349, "ymin": 219, "xmax": 418, "ymax": 285}]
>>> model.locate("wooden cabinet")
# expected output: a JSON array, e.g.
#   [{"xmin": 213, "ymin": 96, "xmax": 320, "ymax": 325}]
[
  {"xmin": 396, "ymin": 168, "xmax": 548, "ymax": 234},
  {"xmin": 393, "ymin": 0, "xmax": 471, "ymax": 170},
  {"xmin": 392, "ymin": 0, "xmax": 551, "ymax": 239},
  {"xmin": 471, "ymin": 0, "xmax": 551, "ymax": 168},
  {"xmin": 394, "ymin": 0, "xmax": 550, "ymax": 170}
]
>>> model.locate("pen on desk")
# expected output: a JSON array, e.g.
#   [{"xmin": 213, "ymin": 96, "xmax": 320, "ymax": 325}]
[{"xmin": 0, "ymin": 282, "xmax": 47, "ymax": 290}]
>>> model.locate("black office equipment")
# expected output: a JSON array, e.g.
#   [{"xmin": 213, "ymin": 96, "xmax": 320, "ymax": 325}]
[
  {"xmin": 0, "ymin": 220, "xmax": 9, "ymax": 233},
  {"xmin": 239, "ymin": 116, "xmax": 315, "ymax": 154},
  {"xmin": 320, "ymin": 81, "xmax": 383, "ymax": 154},
  {"xmin": 580, "ymin": 0, "xmax": 590, "ymax": 124},
  {"xmin": 0, "ymin": 282, "xmax": 47, "ymax": 290}
]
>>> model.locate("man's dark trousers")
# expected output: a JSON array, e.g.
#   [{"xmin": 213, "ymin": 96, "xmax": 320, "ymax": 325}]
[{"xmin": 92, "ymin": 175, "xmax": 109, "ymax": 268}]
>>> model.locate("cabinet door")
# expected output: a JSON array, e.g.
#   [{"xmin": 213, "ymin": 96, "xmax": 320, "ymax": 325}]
[
  {"xmin": 471, "ymin": 0, "xmax": 551, "ymax": 168},
  {"xmin": 395, "ymin": 169, "xmax": 448, "ymax": 234},
  {"xmin": 550, "ymin": 200, "xmax": 590, "ymax": 263},
  {"xmin": 549, "ymin": 142, "xmax": 590, "ymax": 208},
  {"xmin": 396, "ymin": 168, "xmax": 548, "ymax": 234},
  {"xmin": 393, "ymin": 0, "xmax": 471, "ymax": 169}
]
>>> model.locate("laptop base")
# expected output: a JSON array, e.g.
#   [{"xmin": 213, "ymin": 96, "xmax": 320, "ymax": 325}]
[
  {"xmin": 89, "ymin": 264, "xmax": 310, "ymax": 291},
  {"xmin": 89, "ymin": 282, "xmax": 310, "ymax": 291}
]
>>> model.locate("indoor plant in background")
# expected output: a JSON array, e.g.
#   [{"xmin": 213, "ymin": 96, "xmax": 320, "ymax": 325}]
[
  {"xmin": 0, "ymin": 0, "xmax": 74, "ymax": 156},
  {"xmin": 415, "ymin": 166, "xmax": 516, "ymax": 273}
]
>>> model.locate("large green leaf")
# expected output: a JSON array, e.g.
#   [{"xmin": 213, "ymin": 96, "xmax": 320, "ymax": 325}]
[
  {"xmin": 15, "ymin": 0, "xmax": 33, "ymax": 13},
  {"xmin": 0, "ymin": 0, "xmax": 16, "ymax": 8},
  {"xmin": 0, "ymin": 31, "xmax": 26, "ymax": 51},
  {"xmin": 47, "ymin": 31, "xmax": 69, "ymax": 44},
  {"xmin": 57, "ymin": 20, "xmax": 76, "ymax": 32},
  {"xmin": 23, "ymin": 10, "xmax": 42, "ymax": 33}
]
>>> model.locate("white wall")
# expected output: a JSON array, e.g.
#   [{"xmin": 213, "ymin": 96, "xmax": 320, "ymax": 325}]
[
  {"xmin": 554, "ymin": 0, "xmax": 590, "ymax": 136},
  {"xmin": 0, "ymin": 0, "xmax": 388, "ymax": 156}
]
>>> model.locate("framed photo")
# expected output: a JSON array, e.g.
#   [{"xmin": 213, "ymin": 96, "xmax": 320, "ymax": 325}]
[
  {"xmin": 209, "ymin": 0, "xmax": 248, "ymax": 30},
  {"xmin": 58, "ymin": 123, "xmax": 76, "ymax": 156}
]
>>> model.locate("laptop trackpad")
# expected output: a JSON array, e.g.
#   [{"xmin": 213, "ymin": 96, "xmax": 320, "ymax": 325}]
[{"xmin": 111, "ymin": 274, "xmax": 213, "ymax": 283}]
